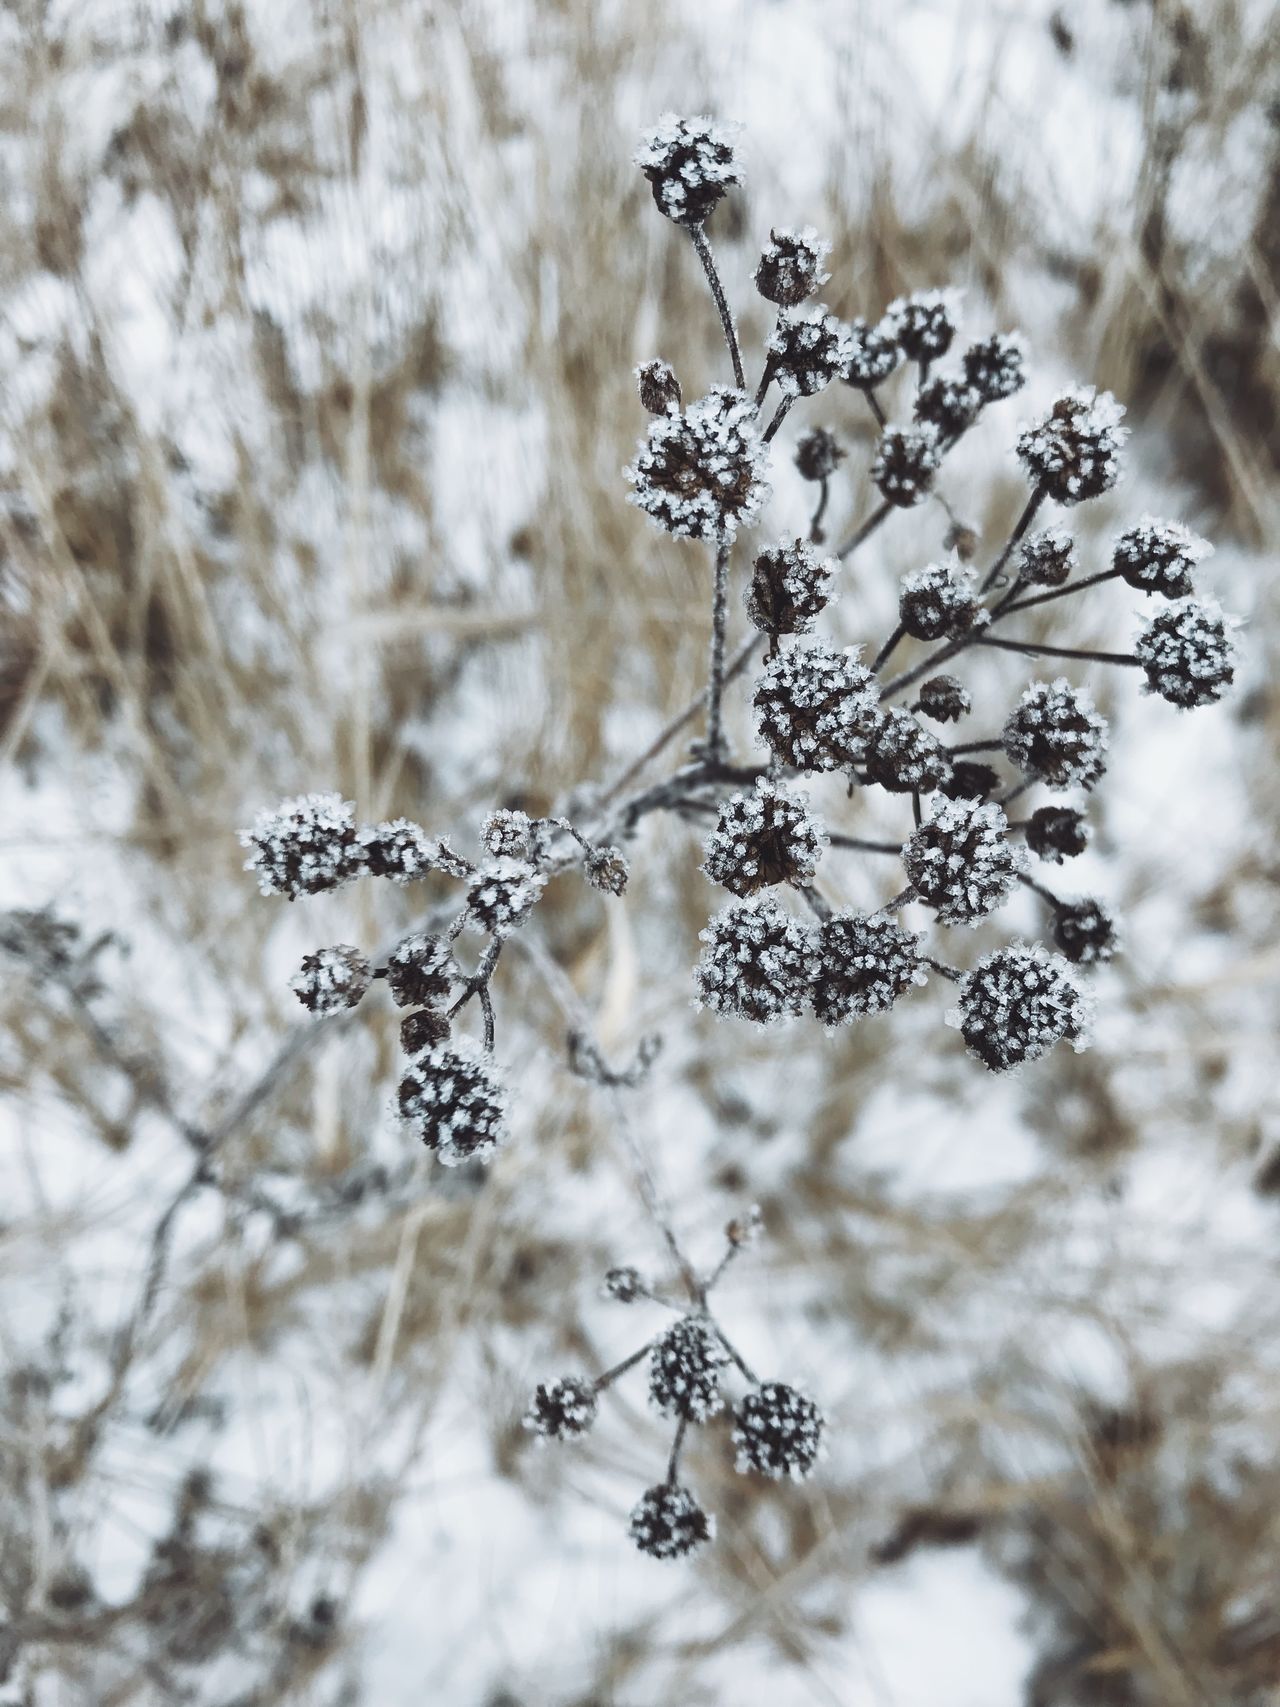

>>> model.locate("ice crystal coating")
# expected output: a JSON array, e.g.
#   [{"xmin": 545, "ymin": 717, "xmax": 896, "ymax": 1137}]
[
  {"xmin": 386, "ymin": 933, "xmax": 456, "ymax": 1009},
  {"xmin": 465, "ymin": 857, "xmax": 546, "ymax": 935},
  {"xmin": 584, "ymin": 844, "xmax": 630, "ymax": 896},
  {"xmin": 885, "ymin": 288, "xmax": 961, "ymax": 363},
  {"xmin": 914, "ymin": 374, "xmax": 983, "ymax": 438},
  {"xmin": 766, "ymin": 306, "xmax": 852, "ymax": 398},
  {"xmin": 359, "ymin": 818, "xmax": 436, "ymax": 883},
  {"xmin": 903, "ymin": 799, "xmax": 1025, "ymax": 926},
  {"xmin": 1025, "ymin": 805, "xmax": 1090, "ymax": 863},
  {"xmin": 1134, "ymin": 600, "xmax": 1236, "ymax": 708},
  {"xmin": 1052, "ymin": 897, "xmax": 1118, "ymax": 965},
  {"xmin": 841, "ymin": 317, "xmax": 902, "ymax": 388},
  {"xmin": 628, "ymin": 1483, "xmax": 714, "ymax": 1560},
  {"xmin": 694, "ymin": 897, "xmax": 818, "ymax": 1024},
  {"xmin": 1016, "ymin": 387, "xmax": 1128, "ymax": 505},
  {"xmin": 962, "ymin": 331, "xmax": 1027, "ymax": 403},
  {"xmin": 1002, "ymin": 679, "xmax": 1109, "ymax": 790},
  {"xmin": 754, "ymin": 226, "xmax": 830, "ymax": 307},
  {"xmin": 733, "ymin": 1383, "xmax": 824, "ymax": 1481},
  {"xmin": 636, "ymin": 357, "xmax": 682, "ymax": 416},
  {"xmin": 523, "ymin": 1376, "xmax": 598, "ymax": 1442},
  {"xmin": 635, "ymin": 113, "xmax": 740, "ymax": 227},
  {"xmin": 602, "ymin": 1265, "xmax": 646, "ymax": 1303},
  {"xmin": 915, "ymin": 674, "xmax": 971, "ymax": 724},
  {"xmin": 400, "ymin": 1007, "xmax": 451, "ymax": 1055},
  {"xmin": 625, "ymin": 387, "xmax": 769, "ymax": 543},
  {"xmin": 397, "ymin": 1043, "xmax": 507, "ymax": 1166},
  {"xmin": 898, "ymin": 557, "xmax": 986, "ymax": 642},
  {"xmin": 753, "ymin": 642, "xmax": 879, "ymax": 773},
  {"xmin": 872, "ymin": 423, "xmax": 943, "ymax": 508},
  {"xmin": 1017, "ymin": 527, "xmax": 1077, "ymax": 588},
  {"xmin": 1113, "ymin": 517, "xmax": 1213, "ymax": 599},
  {"xmin": 480, "ymin": 808, "xmax": 533, "ymax": 860},
  {"xmin": 239, "ymin": 793, "xmax": 363, "ymax": 900},
  {"xmin": 649, "ymin": 1316, "xmax": 729, "ymax": 1421},
  {"xmin": 745, "ymin": 538, "xmax": 835, "ymax": 639},
  {"xmin": 794, "ymin": 427, "xmax": 845, "ymax": 482},
  {"xmin": 952, "ymin": 942, "xmax": 1087, "ymax": 1071},
  {"xmin": 289, "ymin": 945, "xmax": 372, "ymax": 1015},
  {"xmin": 810, "ymin": 912, "xmax": 925, "ymax": 1025},
  {"xmin": 863, "ymin": 709, "xmax": 953, "ymax": 794},
  {"xmin": 940, "ymin": 760, "xmax": 1001, "ymax": 803},
  {"xmin": 702, "ymin": 779, "xmax": 826, "ymax": 897}
]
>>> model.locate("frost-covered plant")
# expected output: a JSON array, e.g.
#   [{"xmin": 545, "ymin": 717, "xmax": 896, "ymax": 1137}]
[{"xmin": 239, "ymin": 114, "xmax": 1240, "ymax": 1560}]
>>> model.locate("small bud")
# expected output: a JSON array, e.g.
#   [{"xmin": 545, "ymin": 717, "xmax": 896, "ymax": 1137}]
[
  {"xmin": 290, "ymin": 945, "xmax": 372, "ymax": 1015},
  {"xmin": 1025, "ymin": 805, "xmax": 1089, "ymax": 863},
  {"xmin": 872, "ymin": 424, "xmax": 943, "ymax": 508},
  {"xmin": 585, "ymin": 845, "xmax": 630, "ymax": 896},
  {"xmin": 602, "ymin": 1265, "xmax": 646, "ymax": 1303},
  {"xmin": 1018, "ymin": 528, "xmax": 1076, "ymax": 587},
  {"xmin": 1052, "ymin": 898, "xmax": 1118, "ymax": 965},
  {"xmin": 1016, "ymin": 386, "xmax": 1128, "ymax": 505},
  {"xmin": 635, "ymin": 113, "xmax": 740, "ymax": 228},
  {"xmin": 636, "ymin": 358, "xmax": 682, "ymax": 416},
  {"xmin": 915, "ymin": 675, "xmax": 971, "ymax": 724},
  {"xmin": 628, "ymin": 1483, "xmax": 714, "ymax": 1560},
  {"xmin": 885, "ymin": 289, "xmax": 961, "ymax": 363},
  {"xmin": 480, "ymin": 808, "xmax": 534, "ymax": 860},
  {"xmin": 386, "ymin": 934, "xmax": 456, "ymax": 1009},
  {"xmin": 523, "ymin": 1376, "xmax": 597, "ymax": 1441},
  {"xmin": 754, "ymin": 227, "xmax": 830, "ymax": 307},
  {"xmin": 794, "ymin": 428, "xmax": 845, "ymax": 483},
  {"xmin": 726, "ymin": 1204, "xmax": 764, "ymax": 1246},
  {"xmin": 400, "ymin": 1007, "xmax": 452, "ymax": 1055},
  {"xmin": 1134, "ymin": 601, "xmax": 1236, "ymax": 709}
]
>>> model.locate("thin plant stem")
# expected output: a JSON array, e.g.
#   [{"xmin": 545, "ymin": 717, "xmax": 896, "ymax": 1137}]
[
  {"xmin": 1019, "ymin": 871, "xmax": 1063, "ymax": 908},
  {"xmin": 704, "ymin": 537, "xmax": 732, "ymax": 760},
  {"xmin": 711, "ymin": 1325, "xmax": 760, "ymax": 1387},
  {"xmin": 594, "ymin": 1341, "xmax": 653, "ymax": 1393},
  {"xmin": 836, "ymin": 498, "xmax": 893, "ymax": 561},
  {"xmin": 665, "ymin": 1417, "xmax": 689, "ymax": 1485},
  {"xmin": 809, "ymin": 477, "xmax": 830, "ymax": 543},
  {"xmin": 974, "ymin": 635, "xmax": 1141, "ymax": 666},
  {"xmin": 924, "ymin": 956, "xmax": 962, "ymax": 982},
  {"xmin": 689, "ymin": 225, "xmax": 745, "ymax": 391},
  {"xmin": 872, "ymin": 622, "xmax": 907, "ymax": 674},
  {"xmin": 863, "ymin": 388, "xmax": 887, "ymax": 429},
  {"xmin": 980, "ymin": 486, "xmax": 1045, "ymax": 593},
  {"xmin": 999, "ymin": 567, "xmax": 1123, "ymax": 615},
  {"xmin": 762, "ymin": 395, "xmax": 793, "ymax": 444},
  {"xmin": 827, "ymin": 833, "xmax": 902, "ymax": 854}
]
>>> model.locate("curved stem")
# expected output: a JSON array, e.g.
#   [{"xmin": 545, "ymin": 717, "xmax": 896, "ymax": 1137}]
[{"xmin": 689, "ymin": 225, "xmax": 746, "ymax": 391}]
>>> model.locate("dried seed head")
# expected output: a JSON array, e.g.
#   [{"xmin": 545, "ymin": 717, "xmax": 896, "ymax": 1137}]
[
  {"xmin": 386, "ymin": 933, "xmax": 456, "ymax": 1009},
  {"xmin": 399, "ymin": 1007, "xmax": 452, "ymax": 1055},
  {"xmin": 726, "ymin": 1203, "xmax": 764, "ymax": 1246},
  {"xmin": 754, "ymin": 226, "xmax": 830, "ymax": 307},
  {"xmin": 872, "ymin": 424, "xmax": 943, "ymax": 508},
  {"xmin": 584, "ymin": 845, "xmax": 630, "ymax": 896},
  {"xmin": 1113, "ymin": 517, "xmax": 1213, "ymax": 599},
  {"xmin": 649, "ymin": 1316, "xmax": 729, "ymax": 1421},
  {"xmin": 523, "ymin": 1376, "xmax": 598, "ymax": 1442},
  {"xmin": 702, "ymin": 779, "xmax": 826, "ymax": 897},
  {"xmin": 239, "ymin": 793, "xmax": 363, "ymax": 900},
  {"xmin": 397, "ymin": 1043, "xmax": 507, "ymax": 1166},
  {"xmin": 810, "ymin": 912, "xmax": 926, "ymax": 1025},
  {"xmin": 465, "ymin": 857, "xmax": 546, "ymax": 935},
  {"xmin": 863, "ymin": 709, "xmax": 953, "ymax": 794},
  {"xmin": 885, "ymin": 288, "xmax": 962, "ymax": 363},
  {"xmin": 914, "ymin": 375, "xmax": 982, "ymax": 437},
  {"xmin": 625, "ymin": 386, "xmax": 770, "ymax": 543},
  {"xmin": 1016, "ymin": 387, "xmax": 1128, "ymax": 505},
  {"xmin": 359, "ymin": 818, "xmax": 437, "ymax": 883},
  {"xmin": 1002, "ymin": 679, "xmax": 1108, "ymax": 790},
  {"xmin": 635, "ymin": 112, "xmax": 740, "ymax": 227},
  {"xmin": 962, "ymin": 332, "xmax": 1026, "ymax": 403},
  {"xmin": 480, "ymin": 808, "xmax": 534, "ymax": 860},
  {"xmin": 1052, "ymin": 897, "xmax": 1118, "ymax": 965},
  {"xmin": 915, "ymin": 675, "xmax": 971, "ymax": 724},
  {"xmin": 602, "ymin": 1265, "xmax": 646, "ymax": 1303},
  {"xmin": 841, "ymin": 317, "xmax": 903, "ymax": 389},
  {"xmin": 628, "ymin": 1483, "xmax": 715, "ymax": 1560},
  {"xmin": 753, "ymin": 642, "xmax": 879, "ymax": 772},
  {"xmin": 636, "ymin": 357, "xmax": 682, "ymax": 416},
  {"xmin": 793, "ymin": 427, "xmax": 845, "ymax": 482},
  {"xmin": 766, "ymin": 306, "xmax": 853, "ymax": 398},
  {"xmin": 694, "ymin": 897, "xmax": 818, "ymax": 1024},
  {"xmin": 951, "ymin": 942, "xmax": 1088, "ymax": 1071},
  {"xmin": 733, "ymin": 1382, "xmax": 825, "ymax": 1481},
  {"xmin": 1025, "ymin": 805, "xmax": 1090, "ymax": 863},
  {"xmin": 898, "ymin": 557, "xmax": 986, "ymax": 642},
  {"xmin": 1134, "ymin": 600, "xmax": 1236, "ymax": 708},
  {"xmin": 903, "ymin": 799, "xmax": 1025, "ymax": 926},
  {"xmin": 289, "ymin": 945, "xmax": 372, "ymax": 1015},
  {"xmin": 940, "ymin": 760, "xmax": 1001, "ymax": 802},
  {"xmin": 1017, "ymin": 527, "xmax": 1077, "ymax": 588},
  {"xmin": 744, "ymin": 538, "xmax": 836, "ymax": 639}
]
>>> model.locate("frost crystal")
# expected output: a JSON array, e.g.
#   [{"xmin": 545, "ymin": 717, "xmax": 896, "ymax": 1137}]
[
  {"xmin": 903, "ymin": 799, "xmax": 1025, "ymax": 926},
  {"xmin": 1002, "ymin": 679, "xmax": 1108, "ymax": 790},
  {"xmin": 634, "ymin": 113, "xmax": 740, "ymax": 227},
  {"xmin": 628, "ymin": 1483, "xmax": 715, "ymax": 1560},
  {"xmin": 898, "ymin": 556, "xmax": 986, "ymax": 642},
  {"xmin": 872, "ymin": 423, "xmax": 943, "ymax": 508},
  {"xmin": 962, "ymin": 331, "xmax": 1026, "ymax": 403},
  {"xmin": 863, "ymin": 708, "xmax": 953, "ymax": 794},
  {"xmin": 733, "ymin": 1383, "xmax": 825, "ymax": 1481},
  {"xmin": 523, "ymin": 1376, "xmax": 597, "ymax": 1442},
  {"xmin": 649, "ymin": 1316, "xmax": 729, "ymax": 1421},
  {"xmin": 1113, "ymin": 517, "xmax": 1213, "ymax": 599},
  {"xmin": 754, "ymin": 641, "xmax": 879, "ymax": 772},
  {"xmin": 811, "ymin": 912, "xmax": 925, "ymax": 1025},
  {"xmin": 952, "ymin": 942, "xmax": 1088, "ymax": 1072},
  {"xmin": 625, "ymin": 386, "xmax": 770, "ymax": 543},
  {"xmin": 1052, "ymin": 897, "xmax": 1118, "ymax": 965},
  {"xmin": 465, "ymin": 857, "xmax": 546, "ymax": 935},
  {"xmin": 239, "ymin": 793, "xmax": 363, "ymax": 900},
  {"xmin": 360, "ymin": 817, "xmax": 436, "ymax": 883},
  {"xmin": 754, "ymin": 226, "xmax": 830, "ymax": 307},
  {"xmin": 1015, "ymin": 386, "xmax": 1128, "ymax": 505},
  {"xmin": 289, "ymin": 945, "xmax": 372, "ymax": 1015},
  {"xmin": 397, "ymin": 1043, "xmax": 507, "ymax": 1167},
  {"xmin": 702, "ymin": 779, "xmax": 826, "ymax": 897},
  {"xmin": 1017, "ymin": 527, "xmax": 1077, "ymax": 588},
  {"xmin": 841, "ymin": 317, "xmax": 902, "ymax": 388},
  {"xmin": 694, "ymin": 897, "xmax": 817, "ymax": 1024},
  {"xmin": 1134, "ymin": 600, "xmax": 1236, "ymax": 708},
  {"xmin": 386, "ymin": 933, "xmax": 456, "ymax": 1009},
  {"xmin": 766, "ymin": 306, "xmax": 852, "ymax": 397},
  {"xmin": 884, "ymin": 288, "xmax": 962, "ymax": 363},
  {"xmin": 745, "ymin": 538, "xmax": 835, "ymax": 638}
]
